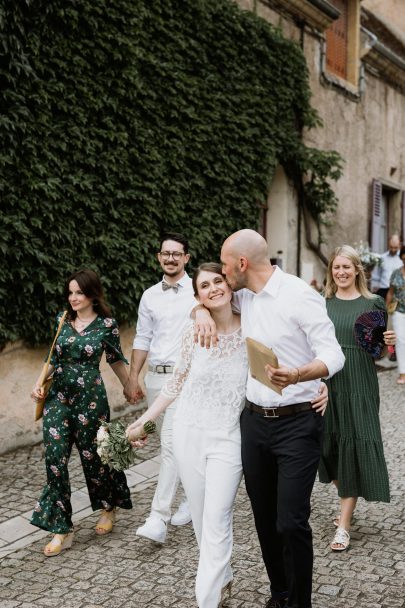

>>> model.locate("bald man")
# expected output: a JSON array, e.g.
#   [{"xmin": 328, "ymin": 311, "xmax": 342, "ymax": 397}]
[
  {"xmin": 195, "ymin": 230, "xmax": 345, "ymax": 608},
  {"xmin": 371, "ymin": 234, "xmax": 402, "ymax": 299}
]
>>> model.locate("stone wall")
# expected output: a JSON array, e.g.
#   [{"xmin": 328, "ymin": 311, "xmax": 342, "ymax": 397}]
[
  {"xmin": 0, "ymin": 325, "xmax": 143, "ymax": 455},
  {"xmin": 237, "ymin": 0, "xmax": 405, "ymax": 286}
]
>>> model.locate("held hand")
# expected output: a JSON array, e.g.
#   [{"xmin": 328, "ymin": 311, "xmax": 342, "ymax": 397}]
[
  {"xmin": 123, "ymin": 377, "xmax": 144, "ymax": 404},
  {"xmin": 30, "ymin": 384, "xmax": 44, "ymax": 401},
  {"xmin": 125, "ymin": 418, "xmax": 149, "ymax": 447},
  {"xmin": 311, "ymin": 381, "xmax": 328, "ymax": 416},
  {"xmin": 194, "ymin": 307, "xmax": 218, "ymax": 348},
  {"xmin": 265, "ymin": 365, "xmax": 299, "ymax": 390},
  {"xmin": 383, "ymin": 330, "xmax": 396, "ymax": 346}
]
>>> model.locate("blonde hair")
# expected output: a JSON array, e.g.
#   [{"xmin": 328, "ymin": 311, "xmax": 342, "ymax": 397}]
[{"xmin": 324, "ymin": 245, "xmax": 373, "ymax": 299}]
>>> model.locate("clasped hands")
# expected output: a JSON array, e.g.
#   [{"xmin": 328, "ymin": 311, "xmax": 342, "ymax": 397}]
[{"xmin": 123, "ymin": 377, "xmax": 144, "ymax": 405}]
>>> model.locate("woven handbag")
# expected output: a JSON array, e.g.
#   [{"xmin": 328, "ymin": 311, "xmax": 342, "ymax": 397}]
[
  {"xmin": 34, "ymin": 311, "xmax": 68, "ymax": 421},
  {"xmin": 387, "ymin": 299, "xmax": 398, "ymax": 315}
]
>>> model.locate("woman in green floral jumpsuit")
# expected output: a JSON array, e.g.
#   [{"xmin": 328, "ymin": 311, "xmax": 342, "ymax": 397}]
[{"xmin": 31, "ymin": 269, "xmax": 132, "ymax": 555}]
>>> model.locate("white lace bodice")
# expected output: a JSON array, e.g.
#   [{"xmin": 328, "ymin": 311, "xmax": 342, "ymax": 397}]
[{"xmin": 162, "ymin": 322, "xmax": 248, "ymax": 428}]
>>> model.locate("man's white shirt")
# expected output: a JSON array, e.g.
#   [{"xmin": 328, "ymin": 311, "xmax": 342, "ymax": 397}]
[
  {"xmin": 233, "ymin": 266, "xmax": 345, "ymax": 407},
  {"xmin": 371, "ymin": 251, "xmax": 402, "ymax": 290},
  {"xmin": 133, "ymin": 273, "xmax": 196, "ymax": 366}
]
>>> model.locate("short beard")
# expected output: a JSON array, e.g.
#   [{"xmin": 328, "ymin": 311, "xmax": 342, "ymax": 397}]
[
  {"xmin": 164, "ymin": 266, "xmax": 183, "ymax": 279},
  {"xmin": 227, "ymin": 272, "xmax": 247, "ymax": 292}
]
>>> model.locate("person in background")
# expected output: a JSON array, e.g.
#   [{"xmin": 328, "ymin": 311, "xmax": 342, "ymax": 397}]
[
  {"xmin": 386, "ymin": 245, "xmax": 405, "ymax": 384},
  {"xmin": 124, "ymin": 232, "xmax": 194, "ymax": 543},
  {"xmin": 319, "ymin": 246, "xmax": 395, "ymax": 551},
  {"xmin": 30, "ymin": 269, "xmax": 132, "ymax": 556},
  {"xmin": 371, "ymin": 234, "xmax": 402, "ymax": 299}
]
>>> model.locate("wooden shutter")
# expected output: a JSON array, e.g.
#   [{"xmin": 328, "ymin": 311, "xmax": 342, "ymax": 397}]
[
  {"xmin": 370, "ymin": 179, "xmax": 382, "ymax": 251},
  {"xmin": 326, "ymin": 0, "xmax": 348, "ymax": 79}
]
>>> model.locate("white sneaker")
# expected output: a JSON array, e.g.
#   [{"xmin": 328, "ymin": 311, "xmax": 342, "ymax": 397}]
[
  {"xmin": 170, "ymin": 500, "xmax": 192, "ymax": 526},
  {"xmin": 136, "ymin": 517, "xmax": 167, "ymax": 543}
]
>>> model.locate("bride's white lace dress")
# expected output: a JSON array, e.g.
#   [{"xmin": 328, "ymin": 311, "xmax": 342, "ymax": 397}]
[{"xmin": 162, "ymin": 322, "xmax": 248, "ymax": 428}]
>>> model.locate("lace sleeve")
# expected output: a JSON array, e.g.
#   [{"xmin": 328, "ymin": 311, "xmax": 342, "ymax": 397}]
[{"xmin": 162, "ymin": 322, "xmax": 195, "ymax": 399}]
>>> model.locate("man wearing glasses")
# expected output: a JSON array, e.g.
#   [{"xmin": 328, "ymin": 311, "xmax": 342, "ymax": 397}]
[{"xmin": 124, "ymin": 232, "xmax": 195, "ymax": 543}]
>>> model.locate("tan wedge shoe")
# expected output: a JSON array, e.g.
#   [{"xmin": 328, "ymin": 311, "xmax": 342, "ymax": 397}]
[
  {"xmin": 43, "ymin": 532, "xmax": 74, "ymax": 557},
  {"xmin": 95, "ymin": 508, "xmax": 116, "ymax": 535}
]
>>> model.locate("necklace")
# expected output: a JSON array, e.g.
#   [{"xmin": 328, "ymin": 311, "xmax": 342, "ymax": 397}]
[{"xmin": 74, "ymin": 316, "xmax": 96, "ymax": 332}]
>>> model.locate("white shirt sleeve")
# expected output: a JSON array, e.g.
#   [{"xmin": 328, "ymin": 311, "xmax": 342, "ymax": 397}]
[
  {"xmin": 132, "ymin": 294, "xmax": 153, "ymax": 351},
  {"xmin": 371, "ymin": 260, "xmax": 383, "ymax": 290},
  {"xmin": 294, "ymin": 288, "xmax": 345, "ymax": 377}
]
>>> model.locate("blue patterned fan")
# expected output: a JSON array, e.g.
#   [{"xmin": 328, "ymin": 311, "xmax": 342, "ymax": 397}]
[{"xmin": 353, "ymin": 310, "xmax": 387, "ymax": 359}]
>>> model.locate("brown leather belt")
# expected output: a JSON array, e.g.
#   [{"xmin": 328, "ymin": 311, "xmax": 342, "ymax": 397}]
[{"xmin": 245, "ymin": 399, "xmax": 313, "ymax": 418}]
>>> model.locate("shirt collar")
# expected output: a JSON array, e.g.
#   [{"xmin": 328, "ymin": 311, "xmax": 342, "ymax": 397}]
[
  {"xmin": 161, "ymin": 272, "xmax": 191, "ymax": 288},
  {"xmin": 259, "ymin": 266, "xmax": 283, "ymax": 298}
]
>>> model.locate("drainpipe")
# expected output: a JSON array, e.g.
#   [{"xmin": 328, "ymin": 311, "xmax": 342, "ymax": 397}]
[{"xmin": 296, "ymin": 21, "xmax": 305, "ymax": 278}]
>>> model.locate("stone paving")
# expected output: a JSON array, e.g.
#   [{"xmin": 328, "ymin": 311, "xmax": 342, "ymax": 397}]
[{"xmin": 0, "ymin": 370, "xmax": 404, "ymax": 608}]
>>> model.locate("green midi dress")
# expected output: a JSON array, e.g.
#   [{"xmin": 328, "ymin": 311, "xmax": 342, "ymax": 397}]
[
  {"xmin": 318, "ymin": 295, "xmax": 390, "ymax": 502},
  {"xmin": 31, "ymin": 312, "xmax": 132, "ymax": 533}
]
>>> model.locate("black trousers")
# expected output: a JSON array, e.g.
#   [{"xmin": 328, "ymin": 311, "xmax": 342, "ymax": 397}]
[
  {"xmin": 377, "ymin": 288, "xmax": 389, "ymax": 300},
  {"xmin": 240, "ymin": 404, "xmax": 324, "ymax": 608}
]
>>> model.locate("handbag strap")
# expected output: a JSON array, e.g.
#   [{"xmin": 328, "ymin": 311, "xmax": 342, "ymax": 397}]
[{"xmin": 39, "ymin": 311, "xmax": 68, "ymax": 384}]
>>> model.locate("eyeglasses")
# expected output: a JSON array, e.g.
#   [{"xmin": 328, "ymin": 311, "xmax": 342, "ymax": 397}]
[{"xmin": 159, "ymin": 251, "xmax": 185, "ymax": 260}]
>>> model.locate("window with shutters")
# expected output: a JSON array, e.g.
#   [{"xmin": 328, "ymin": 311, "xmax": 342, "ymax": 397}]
[
  {"xmin": 326, "ymin": 0, "xmax": 348, "ymax": 79},
  {"xmin": 370, "ymin": 180, "xmax": 405, "ymax": 252},
  {"xmin": 325, "ymin": 0, "xmax": 360, "ymax": 87}
]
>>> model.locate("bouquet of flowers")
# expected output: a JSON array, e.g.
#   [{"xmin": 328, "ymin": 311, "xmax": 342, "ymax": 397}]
[
  {"xmin": 96, "ymin": 419, "xmax": 156, "ymax": 471},
  {"xmin": 354, "ymin": 241, "xmax": 382, "ymax": 270}
]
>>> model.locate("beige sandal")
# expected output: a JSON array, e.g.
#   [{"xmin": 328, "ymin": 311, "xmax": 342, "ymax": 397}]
[
  {"xmin": 95, "ymin": 509, "xmax": 116, "ymax": 535},
  {"xmin": 43, "ymin": 532, "xmax": 74, "ymax": 557},
  {"xmin": 331, "ymin": 527, "xmax": 350, "ymax": 551}
]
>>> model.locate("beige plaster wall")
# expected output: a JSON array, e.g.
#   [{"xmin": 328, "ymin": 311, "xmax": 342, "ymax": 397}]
[
  {"xmin": 237, "ymin": 0, "xmax": 405, "ymax": 287},
  {"xmin": 363, "ymin": 0, "xmax": 405, "ymax": 34},
  {"xmin": 0, "ymin": 325, "xmax": 143, "ymax": 455}
]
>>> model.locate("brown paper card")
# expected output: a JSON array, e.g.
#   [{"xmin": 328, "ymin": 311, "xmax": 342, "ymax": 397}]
[{"xmin": 246, "ymin": 337, "xmax": 282, "ymax": 395}]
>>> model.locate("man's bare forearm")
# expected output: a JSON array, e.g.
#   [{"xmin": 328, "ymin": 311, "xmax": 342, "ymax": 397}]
[{"xmin": 129, "ymin": 349, "xmax": 149, "ymax": 380}]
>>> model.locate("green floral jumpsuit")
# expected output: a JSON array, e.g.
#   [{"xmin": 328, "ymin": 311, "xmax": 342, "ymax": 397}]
[{"xmin": 31, "ymin": 312, "xmax": 132, "ymax": 533}]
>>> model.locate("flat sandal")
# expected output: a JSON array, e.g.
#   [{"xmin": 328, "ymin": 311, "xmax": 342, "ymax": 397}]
[{"xmin": 331, "ymin": 526, "xmax": 350, "ymax": 551}]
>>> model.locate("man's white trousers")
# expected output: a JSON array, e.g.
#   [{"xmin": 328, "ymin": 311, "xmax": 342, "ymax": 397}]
[
  {"xmin": 392, "ymin": 311, "xmax": 405, "ymax": 374},
  {"xmin": 144, "ymin": 371, "xmax": 181, "ymax": 522}
]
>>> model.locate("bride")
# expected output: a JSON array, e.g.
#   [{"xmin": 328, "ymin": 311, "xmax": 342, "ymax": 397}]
[{"xmin": 127, "ymin": 262, "xmax": 247, "ymax": 608}]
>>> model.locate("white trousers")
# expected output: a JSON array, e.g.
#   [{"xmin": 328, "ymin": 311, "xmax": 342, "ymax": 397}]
[
  {"xmin": 392, "ymin": 311, "xmax": 405, "ymax": 374},
  {"xmin": 144, "ymin": 371, "xmax": 184, "ymax": 522},
  {"xmin": 173, "ymin": 420, "xmax": 242, "ymax": 608}
]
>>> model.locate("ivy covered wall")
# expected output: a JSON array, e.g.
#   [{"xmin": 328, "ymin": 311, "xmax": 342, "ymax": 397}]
[{"xmin": 0, "ymin": 0, "xmax": 340, "ymax": 346}]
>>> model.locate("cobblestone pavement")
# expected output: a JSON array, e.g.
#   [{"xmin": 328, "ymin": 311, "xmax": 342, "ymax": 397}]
[{"xmin": 0, "ymin": 370, "xmax": 404, "ymax": 608}]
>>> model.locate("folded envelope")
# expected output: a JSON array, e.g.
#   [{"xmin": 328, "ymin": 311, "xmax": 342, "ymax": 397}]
[{"xmin": 246, "ymin": 337, "xmax": 282, "ymax": 395}]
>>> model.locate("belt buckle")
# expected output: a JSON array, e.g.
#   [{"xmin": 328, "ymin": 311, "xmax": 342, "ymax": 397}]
[{"xmin": 263, "ymin": 407, "xmax": 279, "ymax": 418}]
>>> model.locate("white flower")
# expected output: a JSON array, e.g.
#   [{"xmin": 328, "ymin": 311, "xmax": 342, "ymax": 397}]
[
  {"xmin": 97, "ymin": 426, "xmax": 109, "ymax": 442},
  {"xmin": 354, "ymin": 241, "xmax": 382, "ymax": 267},
  {"xmin": 104, "ymin": 318, "xmax": 113, "ymax": 327}
]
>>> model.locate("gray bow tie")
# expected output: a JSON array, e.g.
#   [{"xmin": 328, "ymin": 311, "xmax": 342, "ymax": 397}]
[{"xmin": 162, "ymin": 281, "xmax": 179, "ymax": 293}]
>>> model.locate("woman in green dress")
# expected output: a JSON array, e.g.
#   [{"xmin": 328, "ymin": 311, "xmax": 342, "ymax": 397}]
[
  {"xmin": 30, "ymin": 269, "xmax": 132, "ymax": 556},
  {"xmin": 319, "ymin": 245, "xmax": 395, "ymax": 551}
]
